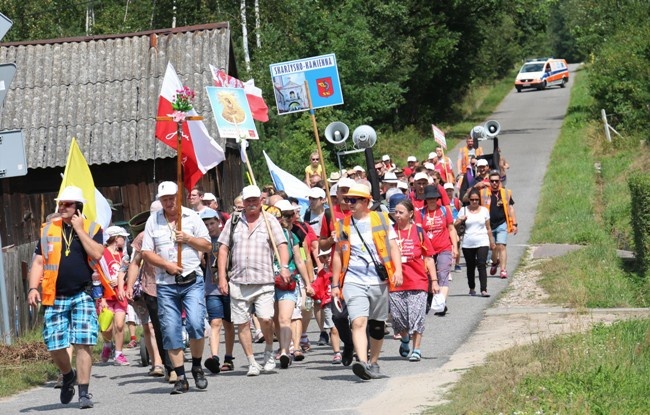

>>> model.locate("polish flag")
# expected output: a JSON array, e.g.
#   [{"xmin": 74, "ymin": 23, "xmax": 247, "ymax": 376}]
[
  {"xmin": 210, "ymin": 64, "xmax": 269, "ymax": 122},
  {"xmin": 155, "ymin": 62, "xmax": 225, "ymax": 191}
]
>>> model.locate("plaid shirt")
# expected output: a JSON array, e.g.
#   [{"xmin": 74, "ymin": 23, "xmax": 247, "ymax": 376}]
[{"xmin": 218, "ymin": 211, "xmax": 287, "ymax": 284}]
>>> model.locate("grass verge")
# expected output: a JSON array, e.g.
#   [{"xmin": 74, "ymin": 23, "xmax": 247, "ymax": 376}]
[{"xmin": 425, "ymin": 318, "xmax": 650, "ymax": 415}]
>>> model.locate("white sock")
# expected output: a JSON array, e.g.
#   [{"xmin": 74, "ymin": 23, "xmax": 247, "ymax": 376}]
[
  {"xmin": 115, "ymin": 350, "xmax": 123, "ymax": 358},
  {"xmin": 247, "ymin": 355, "xmax": 257, "ymax": 365}
]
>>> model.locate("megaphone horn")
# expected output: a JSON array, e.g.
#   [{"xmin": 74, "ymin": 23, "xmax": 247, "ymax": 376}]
[
  {"xmin": 325, "ymin": 122, "xmax": 349, "ymax": 146},
  {"xmin": 484, "ymin": 120, "xmax": 500, "ymax": 138},
  {"xmin": 352, "ymin": 125, "xmax": 377, "ymax": 149}
]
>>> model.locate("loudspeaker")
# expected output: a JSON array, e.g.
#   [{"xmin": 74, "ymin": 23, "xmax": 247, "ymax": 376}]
[
  {"xmin": 470, "ymin": 125, "xmax": 486, "ymax": 141},
  {"xmin": 325, "ymin": 122, "xmax": 349, "ymax": 146},
  {"xmin": 352, "ymin": 125, "xmax": 377, "ymax": 149},
  {"xmin": 485, "ymin": 120, "xmax": 500, "ymax": 138}
]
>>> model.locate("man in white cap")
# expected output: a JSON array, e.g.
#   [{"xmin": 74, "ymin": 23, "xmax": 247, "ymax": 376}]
[
  {"xmin": 27, "ymin": 186, "xmax": 105, "ymax": 409},
  {"xmin": 460, "ymin": 158, "xmax": 490, "ymax": 204},
  {"xmin": 217, "ymin": 184, "xmax": 291, "ymax": 376},
  {"xmin": 304, "ymin": 187, "xmax": 327, "ymax": 236},
  {"xmin": 404, "ymin": 156, "xmax": 418, "ymax": 177},
  {"xmin": 354, "ymin": 165, "xmax": 366, "ymax": 180},
  {"xmin": 141, "ymin": 181, "xmax": 212, "ymax": 394},
  {"xmin": 381, "ymin": 154, "xmax": 396, "ymax": 173},
  {"xmin": 202, "ymin": 192, "xmax": 219, "ymax": 210}
]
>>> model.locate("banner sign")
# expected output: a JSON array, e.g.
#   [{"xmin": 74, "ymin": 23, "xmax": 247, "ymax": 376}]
[
  {"xmin": 269, "ymin": 53, "xmax": 343, "ymax": 115},
  {"xmin": 432, "ymin": 124, "xmax": 447, "ymax": 149},
  {"xmin": 206, "ymin": 86, "xmax": 259, "ymax": 140}
]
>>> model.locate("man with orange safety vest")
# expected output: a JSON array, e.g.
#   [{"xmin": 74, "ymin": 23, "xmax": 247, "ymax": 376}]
[
  {"xmin": 27, "ymin": 186, "xmax": 106, "ymax": 409},
  {"xmin": 457, "ymin": 136, "xmax": 484, "ymax": 174},
  {"xmin": 479, "ymin": 170, "xmax": 518, "ymax": 279}
]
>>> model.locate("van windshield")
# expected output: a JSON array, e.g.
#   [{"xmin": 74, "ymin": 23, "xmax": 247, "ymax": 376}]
[{"xmin": 520, "ymin": 63, "xmax": 544, "ymax": 73}]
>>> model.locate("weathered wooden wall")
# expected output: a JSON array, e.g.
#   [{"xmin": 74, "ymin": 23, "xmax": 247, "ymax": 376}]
[{"xmin": 0, "ymin": 242, "xmax": 38, "ymax": 341}]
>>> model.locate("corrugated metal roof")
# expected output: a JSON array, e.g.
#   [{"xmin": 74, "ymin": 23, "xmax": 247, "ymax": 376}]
[{"xmin": 0, "ymin": 23, "xmax": 233, "ymax": 169}]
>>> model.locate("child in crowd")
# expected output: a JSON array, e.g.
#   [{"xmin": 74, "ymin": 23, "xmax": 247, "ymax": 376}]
[{"xmin": 310, "ymin": 249, "xmax": 342, "ymax": 364}]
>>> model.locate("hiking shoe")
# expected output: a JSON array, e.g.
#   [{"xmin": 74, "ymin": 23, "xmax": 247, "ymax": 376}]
[
  {"xmin": 220, "ymin": 359, "xmax": 234, "ymax": 372},
  {"xmin": 332, "ymin": 352, "xmax": 342, "ymax": 365},
  {"xmin": 263, "ymin": 350, "xmax": 276, "ymax": 371},
  {"xmin": 60, "ymin": 369, "xmax": 76, "ymax": 404},
  {"xmin": 318, "ymin": 331, "xmax": 329, "ymax": 346},
  {"xmin": 500, "ymin": 270, "xmax": 508, "ymax": 279},
  {"xmin": 170, "ymin": 378, "xmax": 189, "ymax": 394},
  {"xmin": 204, "ymin": 356, "xmax": 220, "ymax": 374},
  {"xmin": 126, "ymin": 339, "xmax": 138, "ymax": 349},
  {"xmin": 78, "ymin": 393, "xmax": 94, "ymax": 409},
  {"xmin": 342, "ymin": 345, "xmax": 354, "ymax": 367},
  {"xmin": 191, "ymin": 366, "xmax": 208, "ymax": 389},
  {"xmin": 114, "ymin": 354, "xmax": 129, "ymax": 366},
  {"xmin": 100, "ymin": 345, "xmax": 111, "ymax": 363},
  {"xmin": 279, "ymin": 353, "xmax": 291, "ymax": 369},
  {"xmin": 247, "ymin": 362, "xmax": 262, "ymax": 377},
  {"xmin": 368, "ymin": 363, "xmax": 383, "ymax": 379},
  {"xmin": 352, "ymin": 361, "xmax": 372, "ymax": 380}
]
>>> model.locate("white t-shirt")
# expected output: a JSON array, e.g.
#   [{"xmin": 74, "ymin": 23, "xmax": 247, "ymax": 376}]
[
  {"xmin": 459, "ymin": 206, "xmax": 490, "ymax": 249},
  {"xmin": 345, "ymin": 215, "xmax": 397, "ymax": 286}
]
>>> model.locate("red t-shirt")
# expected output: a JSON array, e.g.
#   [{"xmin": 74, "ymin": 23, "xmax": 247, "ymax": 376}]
[
  {"xmin": 392, "ymin": 224, "xmax": 433, "ymax": 292},
  {"xmin": 319, "ymin": 204, "xmax": 351, "ymax": 239},
  {"xmin": 102, "ymin": 249, "xmax": 127, "ymax": 306},
  {"xmin": 311, "ymin": 268, "xmax": 332, "ymax": 305},
  {"xmin": 414, "ymin": 206, "xmax": 453, "ymax": 254}
]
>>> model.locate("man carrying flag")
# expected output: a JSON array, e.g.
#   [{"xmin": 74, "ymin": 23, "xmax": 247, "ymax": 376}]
[{"xmin": 156, "ymin": 63, "xmax": 225, "ymax": 191}]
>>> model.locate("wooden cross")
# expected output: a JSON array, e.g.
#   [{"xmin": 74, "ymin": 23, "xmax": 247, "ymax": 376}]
[{"xmin": 155, "ymin": 115, "xmax": 203, "ymax": 267}]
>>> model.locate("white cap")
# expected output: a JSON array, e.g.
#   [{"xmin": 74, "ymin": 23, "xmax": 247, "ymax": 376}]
[
  {"xmin": 242, "ymin": 185, "xmax": 261, "ymax": 199},
  {"xmin": 414, "ymin": 172, "xmax": 429, "ymax": 182},
  {"xmin": 150, "ymin": 200, "xmax": 162, "ymax": 213},
  {"xmin": 318, "ymin": 248, "xmax": 332, "ymax": 257},
  {"xmin": 157, "ymin": 181, "xmax": 178, "ymax": 198},
  {"xmin": 274, "ymin": 199, "xmax": 294, "ymax": 212},
  {"xmin": 354, "ymin": 165, "xmax": 365, "ymax": 172},
  {"xmin": 56, "ymin": 186, "xmax": 86, "ymax": 204},
  {"xmin": 338, "ymin": 178, "xmax": 356, "ymax": 189},
  {"xmin": 428, "ymin": 152, "xmax": 437, "ymax": 160},
  {"xmin": 202, "ymin": 192, "xmax": 217, "ymax": 201},
  {"xmin": 330, "ymin": 183, "xmax": 338, "ymax": 196},
  {"xmin": 407, "ymin": 156, "xmax": 417, "ymax": 162},
  {"xmin": 424, "ymin": 162, "xmax": 435, "ymax": 170},
  {"xmin": 309, "ymin": 187, "xmax": 326, "ymax": 199},
  {"xmin": 397, "ymin": 181, "xmax": 409, "ymax": 190},
  {"xmin": 476, "ymin": 159, "xmax": 489, "ymax": 167},
  {"xmin": 199, "ymin": 208, "xmax": 219, "ymax": 220},
  {"xmin": 381, "ymin": 154, "xmax": 390, "ymax": 162},
  {"xmin": 444, "ymin": 182, "xmax": 455, "ymax": 190},
  {"xmin": 106, "ymin": 226, "xmax": 129, "ymax": 238},
  {"xmin": 382, "ymin": 172, "xmax": 398, "ymax": 183}
]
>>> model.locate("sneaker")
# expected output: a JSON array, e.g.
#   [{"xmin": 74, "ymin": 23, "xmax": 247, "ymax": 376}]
[
  {"xmin": 252, "ymin": 329, "xmax": 265, "ymax": 344},
  {"xmin": 114, "ymin": 354, "xmax": 129, "ymax": 366},
  {"xmin": 469, "ymin": 289, "xmax": 477, "ymax": 296},
  {"xmin": 170, "ymin": 378, "xmax": 189, "ymax": 395},
  {"xmin": 100, "ymin": 345, "xmax": 111, "ymax": 363},
  {"xmin": 342, "ymin": 345, "xmax": 354, "ymax": 367},
  {"xmin": 191, "ymin": 366, "xmax": 208, "ymax": 389},
  {"xmin": 126, "ymin": 339, "xmax": 138, "ymax": 348},
  {"xmin": 54, "ymin": 373, "xmax": 63, "ymax": 389},
  {"xmin": 368, "ymin": 363, "xmax": 383, "ymax": 379},
  {"xmin": 332, "ymin": 352, "xmax": 342, "ymax": 365},
  {"xmin": 60, "ymin": 369, "xmax": 76, "ymax": 404},
  {"xmin": 220, "ymin": 359, "xmax": 234, "ymax": 372},
  {"xmin": 490, "ymin": 260, "xmax": 499, "ymax": 276},
  {"xmin": 318, "ymin": 331, "xmax": 329, "ymax": 346},
  {"xmin": 500, "ymin": 270, "xmax": 508, "ymax": 279},
  {"xmin": 454, "ymin": 264, "xmax": 462, "ymax": 271},
  {"xmin": 263, "ymin": 350, "xmax": 276, "ymax": 371},
  {"xmin": 279, "ymin": 353, "xmax": 291, "ymax": 369},
  {"xmin": 204, "ymin": 356, "xmax": 221, "ymax": 374},
  {"xmin": 247, "ymin": 362, "xmax": 262, "ymax": 377},
  {"xmin": 78, "ymin": 393, "xmax": 94, "ymax": 409},
  {"xmin": 149, "ymin": 365, "xmax": 165, "ymax": 377},
  {"xmin": 352, "ymin": 361, "xmax": 372, "ymax": 380}
]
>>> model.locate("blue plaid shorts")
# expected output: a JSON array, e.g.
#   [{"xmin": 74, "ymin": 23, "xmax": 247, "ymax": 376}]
[{"xmin": 43, "ymin": 291, "xmax": 99, "ymax": 351}]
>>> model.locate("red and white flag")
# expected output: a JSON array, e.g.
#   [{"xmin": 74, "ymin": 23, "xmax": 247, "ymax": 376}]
[
  {"xmin": 210, "ymin": 64, "xmax": 269, "ymax": 122},
  {"xmin": 155, "ymin": 62, "xmax": 225, "ymax": 191},
  {"xmin": 432, "ymin": 124, "xmax": 447, "ymax": 149}
]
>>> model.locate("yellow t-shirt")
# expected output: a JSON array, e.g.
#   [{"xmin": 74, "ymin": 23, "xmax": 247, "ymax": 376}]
[{"xmin": 305, "ymin": 164, "xmax": 323, "ymax": 178}]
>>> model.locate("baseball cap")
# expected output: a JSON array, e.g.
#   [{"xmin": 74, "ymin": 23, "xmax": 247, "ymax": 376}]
[
  {"xmin": 397, "ymin": 181, "xmax": 409, "ymax": 190},
  {"xmin": 428, "ymin": 152, "xmax": 437, "ymax": 160},
  {"xmin": 274, "ymin": 199, "xmax": 294, "ymax": 212},
  {"xmin": 202, "ymin": 192, "xmax": 217, "ymax": 201},
  {"xmin": 424, "ymin": 162, "xmax": 435, "ymax": 170},
  {"xmin": 476, "ymin": 159, "xmax": 489, "ymax": 167},
  {"xmin": 199, "ymin": 208, "xmax": 219, "ymax": 220},
  {"xmin": 309, "ymin": 187, "xmax": 326, "ymax": 199},
  {"xmin": 414, "ymin": 172, "xmax": 429, "ymax": 182},
  {"xmin": 156, "ymin": 181, "xmax": 178, "ymax": 198},
  {"xmin": 106, "ymin": 226, "xmax": 129, "ymax": 238},
  {"xmin": 242, "ymin": 185, "xmax": 261, "ymax": 200},
  {"xmin": 407, "ymin": 156, "xmax": 417, "ymax": 163},
  {"xmin": 444, "ymin": 182, "xmax": 455, "ymax": 190},
  {"xmin": 354, "ymin": 165, "xmax": 365, "ymax": 172},
  {"xmin": 381, "ymin": 155, "xmax": 390, "ymax": 162}
]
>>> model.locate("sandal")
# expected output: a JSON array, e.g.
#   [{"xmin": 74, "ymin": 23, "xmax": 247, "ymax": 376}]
[
  {"xmin": 293, "ymin": 351, "xmax": 305, "ymax": 361},
  {"xmin": 399, "ymin": 339, "xmax": 410, "ymax": 357},
  {"xmin": 409, "ymin": 350, "xmax": 421, "ymax": 362},
  {"xmin": 220, "ymin": 359, "xmax": 234, "ymax": 372}
]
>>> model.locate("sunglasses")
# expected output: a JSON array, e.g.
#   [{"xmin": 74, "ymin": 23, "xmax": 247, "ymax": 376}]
[
  {"xmin": 58, "ymin": 201, "xmax": 75, "ymax": 208},
  {"xmin": 469, "ymin": 198, "xmax": 480, "ymax": 202},
  {"xmin": 490, "ymin": 179, "xmax": 501, "ymax": 183},
  {"xmin": 311, "ymin": 158, "xmax": 319, "ymax": 161},
  {"xmin": 343, "ymin": 197, "xmax": 360, "ymax": 204},
  {"xmin": 282, "ymin": 212, "xmax": 295, "ymax": 219}
]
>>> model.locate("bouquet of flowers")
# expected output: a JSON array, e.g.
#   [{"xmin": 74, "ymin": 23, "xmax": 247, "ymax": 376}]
[{"xmin": 171, "ymin": 86, "xmax": 196, "ymax": 121}]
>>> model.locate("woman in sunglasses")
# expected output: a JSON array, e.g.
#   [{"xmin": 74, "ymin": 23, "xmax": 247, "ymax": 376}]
[
  {"xmin": 455, "ymin": 189, "xmax": 495, "ymax": 297},
  {"xmin": 304, "ymin": 151, "xmax": 323, "ymax": 186}
]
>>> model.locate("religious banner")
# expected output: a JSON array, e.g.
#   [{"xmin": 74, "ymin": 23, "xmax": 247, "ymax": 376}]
[{"xmin": 205, "ymin": 86, "xmax": 259, "ymax": 140}]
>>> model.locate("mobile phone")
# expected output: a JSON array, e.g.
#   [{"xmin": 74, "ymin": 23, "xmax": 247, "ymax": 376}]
[{"xmin": 75, "ymin": 202, "xmax": 84, "ymax": 214}]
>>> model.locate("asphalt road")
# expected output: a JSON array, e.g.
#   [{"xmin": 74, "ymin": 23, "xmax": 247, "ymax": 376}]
[{"xmin": 0, "ymin": 66, "xmax": 579, "ymax": 414}]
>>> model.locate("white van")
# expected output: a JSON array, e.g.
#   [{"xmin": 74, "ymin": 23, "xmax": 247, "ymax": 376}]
[{"xmin": 514, "ymin": 58, "xmax": 569, "ymax": 92}]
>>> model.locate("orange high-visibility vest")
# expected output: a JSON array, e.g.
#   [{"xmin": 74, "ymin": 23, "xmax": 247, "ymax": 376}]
[
  {"xmin": 336, "ymin": 211, "xmax": 396, "ymax": 290},
  {"xmin": 459, "ymin": 146, "xmax": 484, "ymax": 172},
  {"xmin": 479, "ymin": 187, "xmax": 514, "ymax": 233},
  {"xmin": 40, "ymin": 218, "xmax": 112, "ymax": 306}
]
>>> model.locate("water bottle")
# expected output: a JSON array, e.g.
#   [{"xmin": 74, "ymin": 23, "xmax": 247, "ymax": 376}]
[
  {"xmin": 304, "ymin": 296, "xmax": 314, "ymax": 312},
  {"xmin": 91, "ymin": 272, "xmax": 103, "ymax": 300}
]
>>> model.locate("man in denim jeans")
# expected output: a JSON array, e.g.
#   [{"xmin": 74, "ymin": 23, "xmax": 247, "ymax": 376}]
[{"xmin": 141, "ymin": 181, "xmax": 211, "ymax": 394}]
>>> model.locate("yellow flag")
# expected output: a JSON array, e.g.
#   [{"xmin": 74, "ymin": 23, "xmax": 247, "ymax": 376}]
[{"xmin": 58, "ymin": 138, "xmax": 97, "ymax": 223}]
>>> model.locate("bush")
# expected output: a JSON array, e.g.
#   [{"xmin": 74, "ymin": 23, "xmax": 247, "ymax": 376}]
[{"xmin": 628, "ymin": 173, "xmax": 650, "ymax": 276}]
